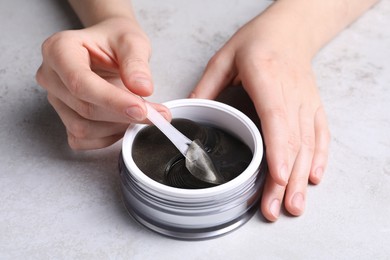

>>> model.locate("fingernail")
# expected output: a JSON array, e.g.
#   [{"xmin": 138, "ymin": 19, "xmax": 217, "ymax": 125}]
[
  {"xmin": 292, "ymin": 192, "xmax": 304, "ymax": 212},
  {"xmin": 279, "ymin": 164, "xmax": 289, "ymax": 184},
  {"xmin": 189, "ymin": 92, "xmax": 196, "ymax": 98},
  {"xmin": 160, "ymin": 111, "xmax": 170, "ymax": 121},
  {"xmin": 134, "ymin": 77, "xmax": 151, "ymax": 89},
  {"xmin": 126, "ymin": 106, "xmax": 144, "ymax": 121},
  {"xmin": 270, "ymin": 199, "xmax": 280, "ymax": 219}
]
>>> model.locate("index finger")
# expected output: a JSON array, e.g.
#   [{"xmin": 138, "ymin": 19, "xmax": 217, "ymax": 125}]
[
  {"xmin": 45, "ymin": 35, "xmax": 146, "ymax": 121},
  {"xmin": 240, "ymin": 63, "xmax": 290, "ymax": 186}
]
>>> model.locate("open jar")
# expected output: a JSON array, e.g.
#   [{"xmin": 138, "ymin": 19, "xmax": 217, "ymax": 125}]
[{"xmin": 119, "ymin": 99, "xmax": 266, "ymax": 240}]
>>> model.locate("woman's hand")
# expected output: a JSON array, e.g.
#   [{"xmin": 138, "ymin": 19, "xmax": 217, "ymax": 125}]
[
  {"xmin": 190, "ymin": 8, "xmax": 331, "ymax": 221},
  {"xmin": 36, "ymin": 17, "xmax": 170, "ymax": 150}
]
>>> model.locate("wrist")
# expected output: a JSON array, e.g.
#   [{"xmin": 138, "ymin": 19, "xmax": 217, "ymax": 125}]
[
  {"xmin": 261, "ymin": 0, "xmax": 379, "ymax": 60},
  {"xmin": 256, "ymin": 4, "xmax": 324, "ymax": 61},
  {"xmin": 68, "ymin": 0, "xmax": 137, "ymax": 27},
  {"xmin": 249, "ymin": 10, "xmax": 316, "ymax": 64}
]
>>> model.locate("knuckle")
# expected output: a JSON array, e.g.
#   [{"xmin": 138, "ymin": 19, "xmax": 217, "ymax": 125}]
[
  {"xmin": 68, "ymin": 139, "xmax": 83, "ymax": 151},
  {"xmin": 122, "ymin": 56, "xmax": 147, "ymax": 70},
  {"xmin": 67, "ymin": 135, "xmax": 80, "ymax": 150},
  {"xmin": 103, "ymin": 96, "xmax": 116, "ymax": 113},
  {"xmin": 118, "ymin": 31, "xmax": 151, "ymax": 48},
  {"xmin": 66, "ymin": 131, "xmax": 81, "ymax": 150},
  {"xmin": 35, "ymin": 66, "xmax": 46, "ymax": 87},
  {"xmin": 301, "ymin": 134, "xmax": 315, "ymax": 152},
  {"xmin": 68, "ymin": 118, "xmax": 90, "ymax": 139},
  {"xmin": 66, "ymin": 70, "xmax": 84, "ymax": 97},
  {"xmin": 207, "ymin": 51, "xmax": 224, "ymax": 67},
  {"xmin": 288, "ymin": 173, "xmax": 308, "ymax": 184},
  {"xmin": 41, "ymin": 31, "xmax": 73, "ymax": 56},
  {"xmin": 76, "ymin": 101, "xmax": 95, "ymax": 120},
  {"xmin": 288, "ymin": 133, "xmax": 301, "ymax": 154},
  {"xmin": 41, "ymin": 35, "xmax": 57, "ymax": 56},
  {"xmin": 207, "ymin": 52, "xmax": 234, "ymax": 80},
  {"xmin": 118, "ymin": 32, "xmax": 151, "ymax": 59}
]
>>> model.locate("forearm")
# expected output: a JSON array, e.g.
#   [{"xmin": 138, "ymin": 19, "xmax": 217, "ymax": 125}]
[
  {"xmin": 262, "ymin": 0, "xmax": 379, "ymax": 59},
  {"xmin": 67, "ymin": 0, "xmax": 136, "ymax": 27}
]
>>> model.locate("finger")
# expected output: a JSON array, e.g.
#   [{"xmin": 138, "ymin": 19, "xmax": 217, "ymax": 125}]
[
  {"xmin": 284, "ymin": 105, "xmax": 316, "ymax": 216},
  {"xmin": 38, "ymin": 64, "xmax": 132, "ymax": 123},
  {"xmin": 67, "ymin": 131, "xmax": 124, "ymax": 150},
  {"xmin": 146, "ymin": 101, "xmax": 172, "ymax": 123},
  {"xmin": 190, "ymin": 50, "xmax": 236, "ymax": 99},
  {"xmin": 240, "ymin": 65, "xmax": 290, "ymax": 186},
  {"xmin": 64, "ymin": 102, "xmax": 172, "ymax": 150},
  {"xmin": 114, "ymin": 33, "xmax": 154, "ymax": 96},
  {"xmin": 309, "ymin": 106, "xmax": 330, "ymax": 184},
  {"xmin": 261, "ymin": 172, "xmax": 286, "ymax": 222},
  {"xmin": 44, "ymin": 36, "xmax": 147, "ymax": 121},
  {"xmin": 48, "ymin": 94, "xmax": 129, "ymax": 140}
]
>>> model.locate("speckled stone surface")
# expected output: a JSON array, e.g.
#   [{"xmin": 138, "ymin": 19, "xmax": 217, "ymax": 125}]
[{"xmin": 0, "ymin": 0, "xmax": 389, "ymax": 259}]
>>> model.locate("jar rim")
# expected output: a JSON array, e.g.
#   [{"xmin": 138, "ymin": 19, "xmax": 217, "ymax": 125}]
[{"xmin": 121, "ymin": 98, "xmax": 263, "ymax": 198}]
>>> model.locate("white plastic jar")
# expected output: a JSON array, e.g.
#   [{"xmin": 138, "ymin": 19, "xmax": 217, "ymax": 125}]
[{"xmin": 119, "ymin": 99, "xmax": 266, "ymax": 240}]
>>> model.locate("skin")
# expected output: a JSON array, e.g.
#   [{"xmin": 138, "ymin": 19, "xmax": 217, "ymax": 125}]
[
  {"xmin": 36, "ymin": 0, "xmax": 379, "ymax": 221},
  {"xmin": 36, "ymin": 0, "xmax": 171, "ymax": 150}
]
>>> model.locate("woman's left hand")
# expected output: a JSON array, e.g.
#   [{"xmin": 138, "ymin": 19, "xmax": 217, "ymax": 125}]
[{"xmin": 190, "ymin": 9, "xmax": 331, "ymax": 221}]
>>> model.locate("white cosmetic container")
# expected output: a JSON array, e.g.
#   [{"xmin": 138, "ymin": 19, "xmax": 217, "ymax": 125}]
[{"xmin": 119, "ymin": 99, "xmax": 265, "ymax": 240}]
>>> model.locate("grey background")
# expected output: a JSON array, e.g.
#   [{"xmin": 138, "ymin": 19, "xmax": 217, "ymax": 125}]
[{"xmin": 1, "ymin": 0, "xmax": 389, "ymax": 259}]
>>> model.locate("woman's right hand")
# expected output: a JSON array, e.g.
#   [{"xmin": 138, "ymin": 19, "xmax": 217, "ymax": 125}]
[{"xmin": 36, "ymin": 17, "xmax": 171, "ymax": 150}]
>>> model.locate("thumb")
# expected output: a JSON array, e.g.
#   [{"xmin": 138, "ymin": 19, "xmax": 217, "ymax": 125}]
[{"xmin": 115, "ymin": 34, "xmax": 154, "ymax": 97}]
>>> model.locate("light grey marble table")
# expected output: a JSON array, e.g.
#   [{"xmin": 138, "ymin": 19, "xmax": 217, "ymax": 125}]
[{"xmin": 1, "ymin": 0, "xmax": 389, "ymax": 259}]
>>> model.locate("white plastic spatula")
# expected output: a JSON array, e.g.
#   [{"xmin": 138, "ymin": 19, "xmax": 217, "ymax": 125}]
[
  {"xmin": 144, "ymin": 102, "xmax": 224, "ymax": 185},
  {"xmin": 144, "ymin": 102, "xmax": 191, "ymax": 155}
]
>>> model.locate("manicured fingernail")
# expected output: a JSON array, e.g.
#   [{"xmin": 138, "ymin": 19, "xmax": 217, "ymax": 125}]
[
  {"xmin": 270, "ymin": 199, "xmax": 280, "ymax": 219},
  {"xmin": 134, "ymin": 77, "xmax": 151, "ymax": 89},
  {"xmin": 292, "ymin": 192, "xmax": 304, "ymax": 212},
  {"xmin": 126, "ymin": 106, "xmax": 144, "ymax": 121},
  {"xmin": 279, "ymin": 164, "xmax": 289, "ymax": 184}
]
